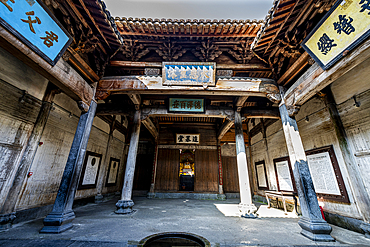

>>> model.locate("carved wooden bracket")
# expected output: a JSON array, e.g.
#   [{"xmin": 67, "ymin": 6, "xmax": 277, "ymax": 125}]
[
  {"xmin": 286, "ymin": 105, "xmax": 300, "ymax": 117},
  {"xmin": 121, "ymin": 40, "xmax": 150, "ymax": 61},
  {"xmin": 227, "ymin": 41, "xmax": 254, "ymax": 64},
  {"xmin": 156, "ymin": 40, "xmax": 187, "ymax": 61},
  {"xmin": 191, "ymin": 39, "xmax": 222, "ymax": 62},
  {"xmin": 259, "ymin": 80, "xmax": 281, "ymax": 104}
]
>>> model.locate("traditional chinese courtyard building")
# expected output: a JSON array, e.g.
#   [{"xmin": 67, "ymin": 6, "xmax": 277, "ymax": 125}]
[{"xmin": 0, "ymin": 0, "xmax": 370, "ymax": 242}]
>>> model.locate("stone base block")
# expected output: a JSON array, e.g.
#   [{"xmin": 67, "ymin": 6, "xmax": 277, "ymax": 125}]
[
  {"xmin": 115, "ymin": 200, "xmax": 134, "ymax": 214},
  {"xmin": 94, "ymin": 194, "xmax": 104, "ymax": 203},
  {"xmin": 361, "ymin": 222, "xmax": 370, "ymax": 239},
  {"xmin": 40, "ymin": 210, "xmax": 75, "ymax": 234},
  {"xmin": 147, "ymin": 192, "xmax": 155, "ymax": 199},
  {"xmin": 217, "ymin": 194, "xmax": 226, "ymax": 201},
  {"xmin": 0, "ymin": 213, "xmax": 16, "ymax": 231},
  {"xmin": 298, "ymin": 217, "xmax": 335, "ymax": 242},
  {"xmin": 238, "ymin": 203, "xmax": 257, "ymax": 218}
]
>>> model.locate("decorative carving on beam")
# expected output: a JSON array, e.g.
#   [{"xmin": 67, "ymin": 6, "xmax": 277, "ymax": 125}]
[
  {"xmin": 120, "ymin": 39, "xmax": 150, "ymax": 61},
  {"xmin": 128, "ymin": 94, "xmax": 141, "ymax": 110},
  {"xmin": 235, "ymin": 96, "xmax": 249, "ymax": 112},
  {"xmin": 259, "ymin": 81, "xmax": 281, "ymax": 104},
  {"xmin": 145, "ymin": 68, "xmax": 160, "ymax": 76},
  {"xmin": 228, "ymin": 41, "xmax": 253, "ymax": 64},
  {"xmin": 286, "ymin": 105, "xmax": 300, "ymax": 117},
  {"xmin": 217, "ymin": 70, "xmax": 233, "ymax": 78},
  {"xmin": 155, "ymin": 40, "xmax": 187, "ymax": 61},
  {"xmin": 218, "ymin": 120, "xmax": 234, "ymax": 140},
  {"xmin": 142, "ymin": 117, "xmax": 158, "ymax": 140},
  {"xmin": 191, "ymin": 39, "xmax": 222, "ymax": 62}
]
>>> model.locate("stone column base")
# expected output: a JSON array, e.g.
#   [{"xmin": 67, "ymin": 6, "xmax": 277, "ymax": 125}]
[
  {"xmin": 217, "ymin": 194, "xmax": 226, "ymax": 201},
  {"xmin": 0, "ymin": 212, "xmax": 16, "ymax": 231},
  {"xmin": 361, "ymin": 222, "xmax": 370, "ymax": 239},
  {"xmin": 95, "ymin": 194, "xmax": 104, "ymax": 203},
  {"xmin": 298, "ymin": 217, "xmax": 334, "ymax": 241},
  {"xmin": 238, "ymin": 203, "xmax": 257, "ymax": 218},
  {"xmin": 40, "ymin": 210, "xmax": 75, "ymax": 234},
  {"xmin": 147, "ymin": 192, "xmax": 155, "ymax": 199},
  {"xmin": 115, "ymin": 200, "xmax": 134, "ymax": 214}
]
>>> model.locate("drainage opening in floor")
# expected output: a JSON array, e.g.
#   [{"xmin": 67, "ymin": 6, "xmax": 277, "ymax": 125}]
[{"xmin": 139, "ymin": 232, "xmax": 210, "ymax": 247}]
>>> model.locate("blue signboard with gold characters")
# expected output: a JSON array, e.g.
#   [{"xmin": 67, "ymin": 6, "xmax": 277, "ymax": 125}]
[
  {"xmin": 162, "ymin": 62, "xmax": 216, "ymax": 87},
  {"xmin": 0, "ymin": 0, "xmax": 72, "ymax": 66},
  {"xmin": 302, "ymin": 0, "xmax": 370, "ymax": 70},
  {"xmin": 169, "ymin": 98, "xmax": 204, "ymax": 113}
]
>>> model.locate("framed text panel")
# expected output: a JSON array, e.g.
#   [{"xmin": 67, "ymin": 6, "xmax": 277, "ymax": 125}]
[
  {"xmin": 306, "ymin": 145, "xmax": 349, "ymax": 203},
  {"xmin": 78, "ymin": 151, "xmax": 102, "ymax": 190},
  {"xmin": 105, "ymin": 157, "xmax": 120, "ymax": 187},
  {"xmin": 273, "ymin": 156, "xmax": 296, "ymax": 192},
  {"xmin": 255, "ymin": 160, "xmax": 269, "ymax": 190}
]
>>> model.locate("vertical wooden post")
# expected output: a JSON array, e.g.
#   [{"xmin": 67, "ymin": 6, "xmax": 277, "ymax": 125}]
[
  {"xmin": 235, "ymin": 111, "xmax": 257, "ymax": 217},
  {"xmin": 95, "ymin": 116, "xmax": 116, "ymax": 202},
  {"xmin": 322, "ymin": 88, "xmax": 370, "ymax": 237},
  {"xmin": 0, "ymin": 83, "xmax": 58, "ymax": 231},
  {"xmin": 246, "ymin": 121, "xmax": 257, "ymax": 195},
  {"xmin": 147, "ymin": 142, "xmax": 159, "ymax": 198},
  {"xmin": 279, "ymin": 89, "xmax": 333, "ymax": 241},
  {"xmin": 217, "ymin": 141, "xmax": 226, "ymax": 200},
  {"xmin": 115, "ymin": 110, "xmax": 141, "ymax": 214},
  {"xmin": 40, "ymin": 100, "xmax": 97, "ymax": 233}
]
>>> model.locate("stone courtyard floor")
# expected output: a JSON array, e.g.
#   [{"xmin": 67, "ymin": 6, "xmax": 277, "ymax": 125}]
[{"xmin": 0, "ymin": 196, "xmax": 369, "ymax": 246}]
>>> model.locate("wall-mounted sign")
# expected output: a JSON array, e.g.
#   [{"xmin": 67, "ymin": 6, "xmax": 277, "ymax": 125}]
[
  {"xmin": 78, "ymin": 151, "xmax": 102, "ymax": 189},
  {"xmin": 162, "ymin": 62, "xmax": 216, "ymax": 86},
  {"xmin": 273, "ymin": 157, "xmax": 296, "ymax": 192},
  {"xmin": 176, "ymin": 134, "xmax": 200, "ymax": 144},
  {"xmin": 302, "ymin": 0, "xmax": 370, "ymax": 70},
  {"xmin": 169, "ymin": 98, "xmax": 204, "ymax": 113},
  {"xmin": 255, "ymin": 160, "xmax": 269, "ymax": 190},
  {"xmin": 0, "ymin": 0, "xmax": 72, "ymax": 66}
]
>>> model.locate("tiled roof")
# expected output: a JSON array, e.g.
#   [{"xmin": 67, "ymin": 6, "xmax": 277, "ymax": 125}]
[{"xmin": 114, "ymin": 17, "xmax": 264, "ymax": 38}]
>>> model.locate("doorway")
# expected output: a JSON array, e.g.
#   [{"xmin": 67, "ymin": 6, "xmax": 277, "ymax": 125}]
[{"xmin": 179, "ymin": 149, "xmax": 195, "ymax": 191}]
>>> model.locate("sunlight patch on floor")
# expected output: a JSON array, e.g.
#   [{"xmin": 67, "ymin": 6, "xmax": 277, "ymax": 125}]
[{"xmin": 214, "ymin": 204, "xmax": 298, "ymax": 218}]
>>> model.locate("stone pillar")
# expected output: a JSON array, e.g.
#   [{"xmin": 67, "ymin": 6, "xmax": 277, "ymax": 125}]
[
  {"xmin": 235, "ymin": 111, "xmax": 257, "ymax": 217},
  {"xmin": 0, "ymin": 84, "xmax": 58, "ymax": 231},
  {"xmin": 279, "ymin": 91, "xmax": 333, "ymax": 241},
  {"xmin": 40, "ymin": 100, "xmax": 97, "ymax": 233},
  {"xmin": 217, "ymin": 141, "xmax": 226, "ymax": 200},
  {"xmin": 115, "ymin": 110, "xmax": 141, "ymax": 214},
  {"xmin": 95, "ymin": 116, "xmax": 116, "ymax": 203},
  {"xmin": 147, "ymin": 142, "xmax": 159, "ymax": 198},
  {"xmin": 322, "ymin": 87, "xmax": 370, "ymax": 238}
]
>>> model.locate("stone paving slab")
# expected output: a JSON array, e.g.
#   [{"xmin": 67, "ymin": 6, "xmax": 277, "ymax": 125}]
[{"xmin": 0, "ymin": 197, "xmax": 369, "ymax": 246}]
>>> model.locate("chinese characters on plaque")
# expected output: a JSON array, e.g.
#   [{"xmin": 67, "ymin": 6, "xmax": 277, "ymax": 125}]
[
  {"xmin": 0, "ymin": 0, "xmax": 72, "ymax": 65},
  {"xmin": 176, "ymin": 134, "xmax": 200, "ymax": 144},
  {"xmin": 169, "ymin": 98, "xmax": 204, "ymax": 113},
  {"xmin": 302, "ymin": 0, "xmax": 370, "ymax": 69},
  {"xmin": 162, "ymin": 62, "xmax": 216, "ymax": 86}
]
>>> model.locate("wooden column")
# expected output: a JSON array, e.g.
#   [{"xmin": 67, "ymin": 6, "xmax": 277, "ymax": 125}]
[
  {"xmin": 95, "ymin": 116, "xmax": 116, "ymax": 202},
  {"xmin": 322, "ymin": 88, "xmax": 370, "ymax": 237},
  {"xmin": 0, "ymin": 84, "xmax": 58, "ymax": 231},
  {"xmin": 147, "ymin": 142, "xmax": 159, "ymax": 198},
  {"xmin": 40, "ymin": 100, "xmax": 97, "ymax": 233},
  {"xmin": 279, "ymin": 89, "xmax": 333, "ymax": 241},
  {"xmin": 235, "ymin": 111, "xmax": 257, "ymax": 217},
  {"xmin": 115, "ymin": 110, "xmax": 141, "ymax": 214},
  {"xmin": 217, "ymin": 142, "xmax": 226, "ymax": 200}
]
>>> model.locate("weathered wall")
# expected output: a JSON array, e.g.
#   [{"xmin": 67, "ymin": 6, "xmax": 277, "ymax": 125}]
[
  {"xmin": 249, "ymin": 96, "xmax": 361, "ymax": 219},
  {"xmin": 0, "ymin": 46, "xmax": 127, "ymax": 212},
  {"xmin": 0, "ymin": 46, "xmax": 48, "ymax": 211}
]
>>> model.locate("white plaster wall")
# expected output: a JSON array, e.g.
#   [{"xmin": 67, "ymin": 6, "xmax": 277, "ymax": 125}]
[
  {"xmin": 0, "ymin": 47, "xmax": 48, "ymax": 101},
  {"xmin": 249, "ymin": 97, "xmax": 361, "ymax": 219}
]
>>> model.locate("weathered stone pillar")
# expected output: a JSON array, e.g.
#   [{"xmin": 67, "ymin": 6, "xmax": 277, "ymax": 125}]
[
  {"xmin": 40, "ymin": 100, "xmax": 97, "ymax": 233},
  {"xmin": 147, "ymin": 142, "xmax": 159, "ymax": 198},
  {"xmin": 279, "ymin": 90, "xmax": 333, "ymax": 241},
  {"xmin": 95, "ymin": 116, "xmax": 116, "ymax": 203},
  {"xmin": 115, "ymin": 110, "xmax": 141, "ymax": 214},
  {"xmin": 0, "ymin": 84, "xmax": 58, "ymax": 231},
  {"xmin": 322, "ymin": 87, "xmax": 370, "ymax": 238},
  {"xmin": 235, "ymin": 111, "xmax": 257, "ymax": 217},
  {"xmin": 217, "ymin": 141, "xmax": 226, "ymax": 200}
]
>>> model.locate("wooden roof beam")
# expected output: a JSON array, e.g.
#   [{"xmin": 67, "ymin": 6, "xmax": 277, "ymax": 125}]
[
  {"xmin": 218, "ymin": 120, "xmax": 234, "ymax": 140},
  {"xmin": 142, "ymin": 117, "xmax": 158, "ymax": 140}
]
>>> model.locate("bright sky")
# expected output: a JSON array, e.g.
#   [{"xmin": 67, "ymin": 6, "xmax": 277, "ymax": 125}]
[{"xmin": 103, "ymin": 0, "xmax": 274, "ymax": 21}]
